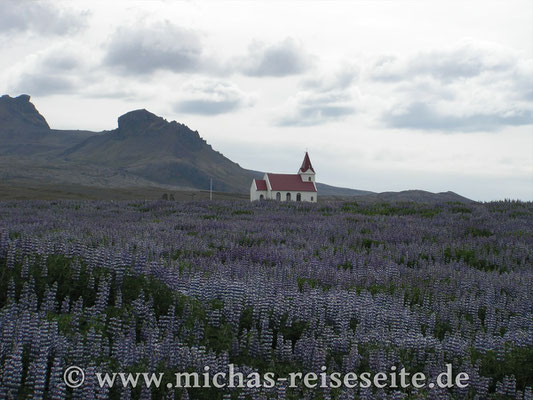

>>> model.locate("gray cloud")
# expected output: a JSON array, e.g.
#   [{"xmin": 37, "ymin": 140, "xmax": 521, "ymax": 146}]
[
  {"xmin": 371, "ymin": 41, "xmax": 514, "ymax": 83},
  {"xmin": 241, "ymin": 38, "xmax": 313, "ymax": 77},
  {"xmin": 279, "ymin": 104, "xmax": 354, "ymax": 127},
  {"xmin": 385, "ymin": 102, "xmax": 533, "ymax": 133},
  {"xmin": 0, "ymin": 1, "xmax": 87, "ymax": 35},
  {"xmin": 278, "ymin": 65, "xmax": 358, "ymax": 126},
  {"xmin": 41, "ymin": 52, "xmax": 81, "ymax": 72},
  {"xmin": 175, "ymin": 80, "xmax": 251, "ymax": 116},
  {"xmin": 176, "ymin": 99, "xmax": 241, "ymax": 115},
  {"xmin": 14, "ymin": 73, "xmax": 75, "ymax": 96},
  {"xmin": 302, "ymin": 66, "xmax": 359, "ymax": 91},
  {"xmin": 278, "ymin": 91, "xmax": 355, "ymax": 127},
  {"xmin": 9, "ymin": 45, "xmax": 137, "ymax": 100},
  {"xmin": 372, "ymin": 41, "xmax": 533, "ymax": 132},
  {"xmin": 512, "ymin": 61, "xmax": 533, "ymax": 102},
  {"xmin": 103, "ymin": 22, "xmax": 204, "ymax": 75},
  {"xmin": 9, "ymin": 46, "xmax": 88, "ymax": 96}
]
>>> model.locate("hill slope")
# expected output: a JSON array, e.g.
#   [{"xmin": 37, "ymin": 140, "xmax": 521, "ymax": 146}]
[
  {"xmin": 62, "ymin": 109, "xmax": 256, "ymax": 192},
  {"xmin": 350, "ymin": 190, "xmax": 473, "ymax": 204}
]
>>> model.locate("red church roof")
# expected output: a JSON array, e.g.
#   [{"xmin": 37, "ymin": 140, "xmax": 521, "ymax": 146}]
[
  {"xmin": 299, "ymin": 152, "xmax": 315, "ymax": 173},
  {"xmin": 254, "ymin": 179, "xmax": 267, "ymax": 191},
  {"xmin": 267, "ymin": 173, "xmax": 317, "ymax": 192}
]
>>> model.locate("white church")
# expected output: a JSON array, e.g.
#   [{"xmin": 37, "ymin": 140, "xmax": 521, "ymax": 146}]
[{"xmin": 250, "ymin": 152, "xmax": 318, "ymax": 202}]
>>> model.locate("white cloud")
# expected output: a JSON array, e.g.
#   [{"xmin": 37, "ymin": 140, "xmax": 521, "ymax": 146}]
[
  {"xmin": 0, "ymin": 1, "xmax": 88, "ymax": 35},
  {"xmin": 277, "ymin": 65, "xmax": 359, "ymax": 126},
  {"xmin": 238, "ymin": 38, "xmax": 314, "ymax": 77},
  {"xmin": 7, "ymin": 44, "xmax": 89, "ymax": 96},
  {"xmin": 103, "ymin": 21, "xmax": 205, "ymax": 75},
  {"xmin": 175, "ymin": 79, "xmax": 253, "ymax": 115},
  {"xmin": 370, "ymin": 39, "xmax": 514, "ymax": 82},
  {"xmin": 384, "ymin": 101, "xmax": 533, "ymax": 132},
  {"xmin": 7, "ymin": 42, "xmax": 140, "ymax": 99},
  {"xmin": 370, "ymin": 39, "xmax": 533, "ymax": 132}
]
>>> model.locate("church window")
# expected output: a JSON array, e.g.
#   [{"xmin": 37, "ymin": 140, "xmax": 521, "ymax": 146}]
[
  {"xmin": 286, "ymin": 193, "xmax": 291, "ymax": 201},
  {"xmin": 296, "ymin": 193, "xmax": 301, "ymax": 201},
  {"xmin": 276, "ymin": 192, "xmax": 281, "ymax": 201}
]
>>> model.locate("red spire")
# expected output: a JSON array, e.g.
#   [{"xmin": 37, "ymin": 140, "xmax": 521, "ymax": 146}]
[{"xmin": 299, "ymin": 152, "xmax": 315, "ymax": 173}]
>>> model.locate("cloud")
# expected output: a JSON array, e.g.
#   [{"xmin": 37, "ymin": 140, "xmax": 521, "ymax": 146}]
[
  {"xmin": 302, "ymin": 65, "xmax": 359, "ymax": 91},
  {"xmin": 8, "ymin": 45, "xmax": 90, "ymax": 96},
  {"xmin": 277, "ymin": 65, "xmax": 358, "ymax": 126},
  {"xmin": 278, "ymin": 103, "xmax": 354, "ymax": 127},
  {"xmin": 7, "ymin": 43, "xmax": 136, "ymax": 99},
  {"xmin": 385, "ymin": 102, "xmax": 533, "ymax": 132},
  {"xmin": 175, "ymin": 80, "xmax": 252, "ymax": 115},
  {"xmin": 0, "ymin": 1, "xmax": 87, "ymax": 35},
  {"xmin": 512, "ymin": 59, "xmax": 533, "ymax": 102},
  {"xmin": 103, "ymin": 22, "xmax": 204, "ymax": 75},
  {"xmin": 372, "ymin": 40, "xmax": 533, "ymax": 132},
  {"xmin": 41, "ymin": 52, "xmax": 81, "ymax": 72},
  {"xmin": 239, "ymin": 38, "xmax": 313, "ymax": 77},
  {"xmin": 13, "ymin": 73, "xmax": 75, "ymax": 96},
  {"xmin": 371, "ymin": 39, "xmax": 513, "ymax": 83}
]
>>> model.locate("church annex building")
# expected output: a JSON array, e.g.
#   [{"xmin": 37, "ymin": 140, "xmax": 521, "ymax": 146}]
[{"xmin": 250, "ymin": 152, "xmax": 317, "ymax": 202}]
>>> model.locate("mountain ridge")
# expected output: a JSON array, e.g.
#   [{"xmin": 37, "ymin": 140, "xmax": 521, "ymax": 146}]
[{"xmin": 0, "ymin": 94, "xmax": 471, "ymax": 202}]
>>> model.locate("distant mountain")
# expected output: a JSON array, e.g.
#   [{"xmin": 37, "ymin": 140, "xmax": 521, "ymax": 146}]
[
  {"xmin": 61, "ymin": 108, "xmax": 256, "ymax": 192},
  {"xmin": 0, "ymin": 95, "xmax": 254, "ymax": 192},
  {"xmin": 350, "ymin": 190, "xmax": 473, "ymax": 204},
  {"xmin": 0, "ymin": 94, "xmax": 471, "ymax": 201},
  {"xmin": 315, "ymin": 182, "xmax": 374, "ymax": 197},
  {"xmin": 0, "ymin": 94, "xmax": 95, "ymax": 156},
  {"xmin": 0, "ymin": 94, "xmax": 49, "ymax": 131}
]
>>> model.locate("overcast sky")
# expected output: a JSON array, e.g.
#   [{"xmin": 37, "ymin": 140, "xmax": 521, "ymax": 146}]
[{"xmin": 1, "ymin": 0, "xmax": 532, "ymax": 201}]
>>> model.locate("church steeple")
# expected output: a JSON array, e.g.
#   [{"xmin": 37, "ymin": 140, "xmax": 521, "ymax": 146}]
[
  {"xmin": 299, "ymin": 152, "xmax": 315, "ymax": 173},
  {"xmin": 298, "ymin": 151, "xmax": 315, "ymax": 182}
]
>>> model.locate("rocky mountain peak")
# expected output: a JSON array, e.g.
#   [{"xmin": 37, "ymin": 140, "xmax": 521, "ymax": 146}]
[
  {"xmin": 0, "ymin": 94, "xmax": 50, "ymax": 130},
  {"xmin": 117, "ymin": 109, "xmax": 165, "ymax": 135}
]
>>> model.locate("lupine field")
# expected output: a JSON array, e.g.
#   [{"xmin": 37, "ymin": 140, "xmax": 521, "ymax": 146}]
[{"xmin": 0, "ymin": 199, "xmax": 532, "ymax": 400}]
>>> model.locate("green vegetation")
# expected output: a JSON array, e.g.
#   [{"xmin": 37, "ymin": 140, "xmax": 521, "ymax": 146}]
[
  {"xmin": 466, "ymin": 227, "xmax": 493, "ymax": 237},
  {"xmin": 444, "ymin": 247, "xmax": 502, "ymax": 272},
  {"xmin": 474, "ymin": 346, "xmax": 533, "ymax": 391},
  {"xmin": 342, "ymin": 201, "xmax": 442, "ymax": 218}
]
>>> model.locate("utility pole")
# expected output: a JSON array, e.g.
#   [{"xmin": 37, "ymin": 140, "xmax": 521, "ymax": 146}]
[{"xmin": 210, "ymin": 178, "xmax": 213, "ymax": 201}]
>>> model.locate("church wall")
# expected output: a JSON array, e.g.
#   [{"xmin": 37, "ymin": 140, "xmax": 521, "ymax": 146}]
[
  {"xmin": 250, "ymin": 188, "xmax": 317, "ymax": 202},
  {"xmin": 250, "ymin": 189, "xmax": 267, "ymax": 201},
  {"xmin": 269, "ymin": 190, "xmax": 317, "ymax": 203},
  {"xmin": 250, "ymin": 181, "xmax": 268, "ymax": 201}
]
